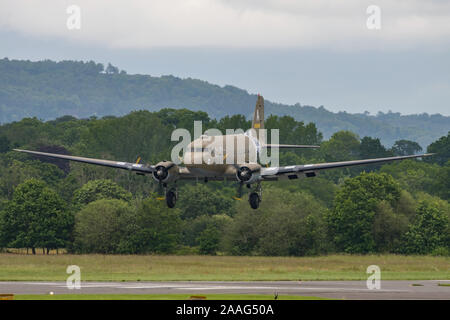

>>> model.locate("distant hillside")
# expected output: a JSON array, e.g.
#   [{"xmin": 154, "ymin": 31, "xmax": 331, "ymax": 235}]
[{"xmin": 0, "ymin": 58, "xmax": 448, "ymax": 147}]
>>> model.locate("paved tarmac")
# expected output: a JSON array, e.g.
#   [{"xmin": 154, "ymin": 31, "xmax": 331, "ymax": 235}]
[{"xmin": 1, "ymin": 280, "xmax": 449, "ymax": 299}]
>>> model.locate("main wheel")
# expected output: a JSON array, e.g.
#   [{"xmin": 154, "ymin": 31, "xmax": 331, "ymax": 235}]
[
  {"xmin": 166, "ymin": 189, "xmax": 177, "ymax": 208},
  {"xmin": 249, "ymin": 192, "xmax": 260, "ymax": 209}
]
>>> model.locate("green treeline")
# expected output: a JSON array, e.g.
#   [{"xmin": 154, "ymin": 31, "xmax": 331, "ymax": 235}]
[
  {"xmin": 0, "ymin": 109, "xmax": 449, "ymax": 256},
  {"xmin": 1, "ymin": 58, "xmax": 449, "ymax": 147}
]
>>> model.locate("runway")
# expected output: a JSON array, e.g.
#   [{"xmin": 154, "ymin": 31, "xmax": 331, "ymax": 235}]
[{"xmin": 1, "ymin": 280, "xmax": 449, "ymax": 299}]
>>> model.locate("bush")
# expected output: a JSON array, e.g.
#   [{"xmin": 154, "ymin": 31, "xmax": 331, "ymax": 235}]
[
  {"xmin": 223, "ymin": 187, "xmax": 330, "ymax": 256},
  {"xmin": 73, "ymin": 179, "xmax": 132, "ymax": 207},
  {"xmin": 431, "ymin": 247, "xmax": 449, "ymax": 256},
  {"xmin": 401, "ymin": 201, "xmax": 449, "ymax": 255},
  {"xmin": 73, "ymin": 199, "xmax": 135, "ymax": 254},
  {"xmin": 327, "ymin": 172, "xmax": 401, "ymax": 254}
]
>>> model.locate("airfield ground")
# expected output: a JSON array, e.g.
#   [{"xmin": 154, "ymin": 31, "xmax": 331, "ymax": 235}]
[
  {"xmin": 0, "ymin": 253, "xmax": 448, "ymax": 281},
  {"xmin": 13, "ymin": 294, "xmax": 326, "ymax": 300}
]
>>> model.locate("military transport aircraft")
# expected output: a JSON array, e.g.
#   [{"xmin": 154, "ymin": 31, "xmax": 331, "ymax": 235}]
[{"xmin": 14, "ymin": 95, "xmax": 432, "ymax": 209}]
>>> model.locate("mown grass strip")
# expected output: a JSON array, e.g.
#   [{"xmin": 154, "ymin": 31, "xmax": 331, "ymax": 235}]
[{"xmin": 0, "ymin": 254, "xmax": 448, "ymax": 281}]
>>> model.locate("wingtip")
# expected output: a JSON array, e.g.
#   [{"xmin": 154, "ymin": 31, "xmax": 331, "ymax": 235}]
[{"xmin": 13, "ymin": 148, "xmax": 28, "ymax": 153}]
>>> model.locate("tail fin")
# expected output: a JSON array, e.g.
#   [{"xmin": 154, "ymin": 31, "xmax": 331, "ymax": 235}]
[{"xmin": 252, "ymin": 95, "xmax": 264, "ymax": 138}]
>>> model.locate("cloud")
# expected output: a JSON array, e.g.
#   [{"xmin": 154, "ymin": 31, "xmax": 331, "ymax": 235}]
[{"xmin": 1, "ymin": 0, "xmax": 450, "ymax": 50}]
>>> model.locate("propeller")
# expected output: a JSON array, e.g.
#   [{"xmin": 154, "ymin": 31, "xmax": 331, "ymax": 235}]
[
  {"xmin": 236, "ymin": 166, "xmax": 253, "ymax": 182},
  {"xmin": 153, "ymin": 162, "xmax": 176, "ymax": 181}
]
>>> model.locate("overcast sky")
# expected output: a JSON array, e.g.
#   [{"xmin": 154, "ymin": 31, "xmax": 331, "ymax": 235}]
[{"xmin": 1, "ymin": 0, "xmax": 449, "ymax": 115}]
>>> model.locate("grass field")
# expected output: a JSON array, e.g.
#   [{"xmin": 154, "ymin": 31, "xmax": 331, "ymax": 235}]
[
  {"xmin": 0, "ymin": 254, "xmax": 448, "ymax": 281},
  {"xmin": 13, "ymin": 294, "xmax": 328, "ymax": 300}
]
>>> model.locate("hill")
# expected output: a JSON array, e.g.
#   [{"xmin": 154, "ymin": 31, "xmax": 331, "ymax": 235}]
[{"xmin": 0, "ymin": 58, "xmax": 448, "ymax": 147}]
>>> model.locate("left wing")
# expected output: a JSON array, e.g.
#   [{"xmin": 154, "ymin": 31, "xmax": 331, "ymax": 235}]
[
  {"xmin": 261, "ymin": 153, "xmax": 434, "ymax": 180},
  {"xmin": 14, "ymin": 149, "xmax": 155, "ymax": 174}
]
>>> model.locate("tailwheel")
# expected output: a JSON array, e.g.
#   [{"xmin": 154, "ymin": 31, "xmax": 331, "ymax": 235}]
[
  {"xmin": 249, "ymin": 192, "xmax": 260, "ymax": 209},
  {"xmin": 165, "ymin": 187, "xmax": 177, "ymax": 208}
]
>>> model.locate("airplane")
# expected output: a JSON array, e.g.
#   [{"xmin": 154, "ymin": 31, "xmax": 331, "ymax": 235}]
[{"xmin": 14, "ymin": 95, "xmax": 433, "ymax": 209}]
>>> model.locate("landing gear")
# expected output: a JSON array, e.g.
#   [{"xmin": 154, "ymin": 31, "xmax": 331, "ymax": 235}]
[
  {"xmin": 165, "ymin": 187, "xmax": 177, "ymax": 208},
  {"xmin": 158, "ymin": 183, "xmax": 177, "ymax": 208},
  {"xmin": 248, "ymin": 183, "xmax": 262, "ymax": 209},
  {"xmin": 249, "ymin": 192, "xmax": 260, "ymax": 209}
]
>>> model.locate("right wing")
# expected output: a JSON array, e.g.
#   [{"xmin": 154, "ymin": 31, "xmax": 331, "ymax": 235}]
[
  {"xmin": 14, "ymin": 149, "xmax": 155, "ymax": 174},
  {"xmin": 261, "ymin": 153, "xmax": 434, "ymax": 180}
]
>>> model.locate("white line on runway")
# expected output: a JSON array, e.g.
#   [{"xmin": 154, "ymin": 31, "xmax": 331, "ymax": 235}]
[{"xmin": 18, "ymin": 282, "xmax": 409, "ymax": 292}]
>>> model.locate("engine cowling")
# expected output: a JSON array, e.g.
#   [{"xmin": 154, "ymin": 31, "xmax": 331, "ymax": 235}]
[
  {"xmin": 236, "ymin": 163, "xmax": 261, "ymax": 184},
  {"xmin": 152, "ymin": 161, "xmax": 179, "ymax": 183}
]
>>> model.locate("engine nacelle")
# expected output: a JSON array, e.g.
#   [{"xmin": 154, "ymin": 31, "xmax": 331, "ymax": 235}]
[
  {"xmin": 236, "ymin": 163, "xmax": 261, "ymax": 184},
  {"xmin": 152, "ymin": 161, "xmax": 179, "ymax": 183}
]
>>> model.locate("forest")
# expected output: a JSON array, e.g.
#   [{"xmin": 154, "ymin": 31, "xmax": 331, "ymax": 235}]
[
  {"xmin": 0, "ymin": 109, "xmax": 448, "ymax": 256},
  {"xmin": 1, "ymin": 58, "xmax": 449, "ymax": 148}
]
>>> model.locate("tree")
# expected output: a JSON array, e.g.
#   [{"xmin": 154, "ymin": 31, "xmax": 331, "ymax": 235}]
[
  {"xmin": 177, "ymin": 184, "xmax": 236, "ymax": 219},
  {"xmin": 124, "ymin": 197, "xmax": 182, "ymax": 253},
  {"xmin": 427, "ymin": 132, "xmax": 450, "ymax": 165},
  {"xmin": 380, "ymin": 160, "xmax": 441, "ymax": 196},
  {"xmin": 327, "ymin": 172, "xmax": 401, "ymax": 253},
  {"xmin": 182, "ymin": 214, "xmax": 231, "ymax": 252},
  {"xmin": 0, "ymin": 136, "xmax": 10, "ymax": 153},
  {"xmin": 320, "ymin": 131, "xmax": 360, "ymax": 162},
  {"xmin": 358, "ymin": 136, "xmax": 392, "ymax": 171},
  {"xmin": 372, "ymin": 200, "xmax": 409, "ymax": 252},
  {"xmin": 0, "ymin": 179, "xmax": 72, "ymax": 253},
  {"xmin": 73, "ymin": 179, "xmax": 132, "ymax": 207},
  {"xmin": 197, "ymin": 226, "xmax": 221, "ymax": 255},
  {"xmin": 434, "ymin": 161, "xmax": 450, "ymax": 200},
  {"xmin": 359, "ymin": 136, "xmax": 392, "ymax": 159},
  {"xmin": 0, "ymin": 160, "xmax": 65, "ymax": 200},
  {"xmin": 401, "ymin": 201, "xmax": 449, "ymax": 254},
  {"xmin": 73, "ymin": 199, "xmax": 135, "ymax": 254},
  {"xmin": 223, "ymin": 187, "xmax": 329, "ymax": 256},
  {"xmin": 105, "ymin": 63, "xmax": 119, "ymax": 74},
  {"xmin": 391, "ymin": 140, "xmax": 422, "ymax": 156}
]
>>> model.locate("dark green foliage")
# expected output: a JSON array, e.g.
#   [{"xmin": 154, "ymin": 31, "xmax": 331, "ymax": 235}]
[
  {"xmin": 73, "ymin": 179, "xmax": 132, "ymax": 207},
  {"xmin": 401, "ymin": 201, "xmax": 449, "ymax": 254},
  {"xmin": 223, "ymin": 187, "xmax": 330, "ymax": 256},
  {"xmin": 73, "ymin": 199, "xmax": 135, "ymax": 254},
  {"xmin": 319, "ymin": 130, "xmax": 360, "ymax": 181},
  {"xmin": 0, "ymin": 179, "xmax": 72, "ymax": 252},
  {"xmin": 0, "ymin": 160, "xmax": 65, "ymax": 200},
  {"xmin": 328, "ymin": 172, "xmax": 401, "ymax": 253},
  {"xmin": 126, "ymin": 197, "xmax": 182, "ymax": 254},
  {"xmin": 177, "ymin": 184, "xmax": 236, "ymax": 219},
  {"xmin": 434, "ymin": 161, "xmax": 450, "ymax": 200},
  {"xmin": 427, "ymin": 131, "xmax": 450, "ymax": 165},
  {"xmin": 0, "ymin": 135, "xmax": 10, "ymax": 153},
  {"xmin": 0, "ymin": 101, "xmax": 448, "ymax": 256},
  {"xmin": 372, "ymin": 200, "xmax": 409, "ymax": 252},
  {"xmin": 380, "ymin": 160, "xmax": 443, "ymax": 198},
  {"xmin": 197, "ymin": 226, "xmax": 221, "ymax": 255},
  {"xmin": 182, "ymin": 214, "xmax": 231, "ymax": 252},
  {"xmin": 359, "ymin": 137, "xmax": 392, "ymax": 159},
  {"xmin": 73, "ymin": 197, "xmax": 182, "ymax": 254},
  {"xmin": 391, "ymin": 140, "xmax": 422, "ymax": 156},
  {"xmin": 321, "ymin": 131, "xmax": 360, "ymax": 162}
]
